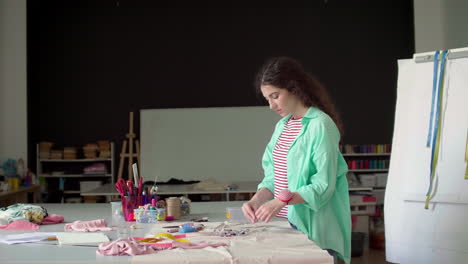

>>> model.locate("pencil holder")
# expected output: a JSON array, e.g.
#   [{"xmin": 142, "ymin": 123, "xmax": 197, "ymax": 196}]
[{"xmin": 122, "ymin": 196, "xmax": 140, "ymax": 221}]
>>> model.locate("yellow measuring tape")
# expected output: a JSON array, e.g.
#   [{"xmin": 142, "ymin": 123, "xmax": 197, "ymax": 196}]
[{"xmin": 149, "ymin": 233, "xmax": 190, "ymax": 243}]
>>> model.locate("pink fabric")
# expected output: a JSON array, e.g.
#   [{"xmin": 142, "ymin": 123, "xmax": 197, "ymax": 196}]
[
  {"xmin": 64, "ymin": 219, "xmax": 113, "ymax": 232},
  {"xmin": 97, "ymin": 238, "xmax": 156, "ymax": 256},
  {"xmin": 40, "ymin": 214, "xmax": 64, "ymax": 225},
  {"xmin": 0, "ymin": 220, "xmax": 39, "ymax": 230},
  {"xmin": 170, "ymin": 240, "xmax": 227, "ymax": 249},
  {"xmin": 96, "ymin": 238, "xmax": 228, "ymax": 256},
  {"xmin": 84, "ymin": 163, "xmax": 106, "ymax": 173}
]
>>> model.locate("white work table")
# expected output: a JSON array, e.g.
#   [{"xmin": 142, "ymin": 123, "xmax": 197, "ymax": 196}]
[{"xmin": 0, "ymin": 202, "xmax": 332, "ymax": 264}]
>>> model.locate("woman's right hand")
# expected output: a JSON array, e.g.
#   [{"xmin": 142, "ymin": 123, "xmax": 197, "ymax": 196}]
[{"xmin": 242, "ymin": 200, "xmax": 260, "ymax": 223}]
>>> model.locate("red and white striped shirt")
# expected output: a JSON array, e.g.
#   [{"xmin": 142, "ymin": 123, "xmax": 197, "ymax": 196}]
[{"xmin": 273, "ymin": 116, "xmax": 303, "ymax": 218}]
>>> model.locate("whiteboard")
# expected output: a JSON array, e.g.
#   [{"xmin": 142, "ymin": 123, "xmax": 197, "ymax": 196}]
[
  {"xmin": 385, "ymin": 54, "xmax": 468, "ymax": 263},
  {"xmin": 140, "ymin": 106, "xmax": 280, "ymax": 183}
]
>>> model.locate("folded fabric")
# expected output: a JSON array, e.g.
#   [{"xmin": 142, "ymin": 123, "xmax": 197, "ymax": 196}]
[
  {"xmin": 97, "ymin": 238, "xmax": 156, "ymax": 256},
  {"xmin": 0, "ymin": 220, "xmax": 39, "ymax": 231},
  {"xmin": 40, "ymin": 214, "xmax": 64, "ymax": 225},
  {"xmin": 83, "ymin": 163, "xmax": 107, "ymax": 173},
  {"xmin": 64, "ymin": 219, "xmax": 112, "ymax": 232}
]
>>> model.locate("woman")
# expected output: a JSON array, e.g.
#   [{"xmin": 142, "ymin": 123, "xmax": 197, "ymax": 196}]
[{"xmin": 242, "ymin": 56, "xmax": 351, "ymax": 264}]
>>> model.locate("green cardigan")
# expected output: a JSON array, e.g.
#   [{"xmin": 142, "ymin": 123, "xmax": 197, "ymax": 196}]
[{"xmin": 257, "ymin": 107, "xmax": 351, "ymax": 264}]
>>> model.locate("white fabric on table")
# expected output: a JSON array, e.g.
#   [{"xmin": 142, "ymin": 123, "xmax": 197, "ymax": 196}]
[{"xmin": 132, "ymin": 221, "xmax": 332, "ymax": 264}]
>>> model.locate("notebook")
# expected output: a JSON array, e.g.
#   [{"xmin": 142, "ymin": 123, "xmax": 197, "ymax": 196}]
[{"xmin": 56, "ymin": 232, "xmax": 109, "ymax": 246}]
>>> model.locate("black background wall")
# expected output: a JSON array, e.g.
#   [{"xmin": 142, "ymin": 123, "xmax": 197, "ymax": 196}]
[{"xmin": 27, "ymin": 1, "xmax": 414, "ymax": 173}]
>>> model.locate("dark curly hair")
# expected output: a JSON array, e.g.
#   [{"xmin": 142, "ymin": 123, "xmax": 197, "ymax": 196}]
[{"xmin": 255, "ymin": 56, "xmax": 344, "ymax": 136}]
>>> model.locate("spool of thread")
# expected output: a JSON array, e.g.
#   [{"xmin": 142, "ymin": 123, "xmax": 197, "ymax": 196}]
[{"xmin": 166, "ymin": 197, "xmax": 181, "ymax": 220}]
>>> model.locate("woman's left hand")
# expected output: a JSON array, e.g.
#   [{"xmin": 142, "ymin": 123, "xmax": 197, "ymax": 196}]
[{"xmin": 254, "ymin": 199, "xmax": 286, "ymax": 223}]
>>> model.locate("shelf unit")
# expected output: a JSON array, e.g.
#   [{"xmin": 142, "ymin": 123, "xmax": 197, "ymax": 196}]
[
  {"xmin": 36, "ymin": 142, "xmax": 115, "ymax": 203},
  {"xmin": 343, "ymin": 146, "xmax": 390, "ymax": 248},
  {"xmin": 343, "ymin": 153, "xmax": 390, "ymax": 171},
  {"xmin": 343, "ymin": 150, "xmax": 390, "ymax": 193}
]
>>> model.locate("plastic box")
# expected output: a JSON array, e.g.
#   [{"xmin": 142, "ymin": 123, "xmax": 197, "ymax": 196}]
[
  {"xmin": 133, "ymin": 209, "xmax": 158, "ymax": 223},
  {"xmin": 374, "ymin": 173, "xmax": 388, "ymax": 187},
  {"xmin": 359, "ymin": 174, "xmax": 376, "ymax": 187},
  {"xmin": 80, "ymin": 181, "xmax": 102, "ymax": 192},
  {"xmin": 226, "ymin": 207, "xmax": 249, "ymax": 223}
]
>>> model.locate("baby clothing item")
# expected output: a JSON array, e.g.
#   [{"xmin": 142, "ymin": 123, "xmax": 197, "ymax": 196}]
[
  {"xmin": 40, "ymin": 214, "xmax": 64, "ymax": 225},
  {"xmin": 97, "ymin": 238, "xmax": 156, "ymax": 256},
  {"xmin": 0, "ymin": 220, "xmax": 39, "ymax": 230},
  {"xmin": 65, "ymin": 219, "xmax": 112, "ymax": 232},
  {"xmin": 0, "ymin": 204, "xmax": 48, "ymax": 224}
]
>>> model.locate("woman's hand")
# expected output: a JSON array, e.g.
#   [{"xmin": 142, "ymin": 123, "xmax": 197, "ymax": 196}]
[
  {"xmin": 242, "ymin": 200, "xmax": 261, "ymax": 223},
  {"xmin": 254, "ymin": 199, "xmax": 285, "ymax": 223}
]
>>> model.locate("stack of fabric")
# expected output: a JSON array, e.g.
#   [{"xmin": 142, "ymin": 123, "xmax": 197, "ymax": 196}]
[
  {"xmin": 38, "ymin": 142, "xmax": 54, "ymax": 159},
  {"xmin": 63, "ymin": 147, "xmax": 77, "ymax": 159},
  {"xmin": 97, "ymin": 140, "xmax": 111, "ymax": 158},
  {"xmin": 83, "ymin": 144, "xmax": 98, "ymax": 159}
]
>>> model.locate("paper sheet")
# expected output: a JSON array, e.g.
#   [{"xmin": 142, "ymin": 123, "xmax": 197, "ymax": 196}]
[{"xmin": 0, "ymin": 232, "xmax": 60, "ymax": 244}]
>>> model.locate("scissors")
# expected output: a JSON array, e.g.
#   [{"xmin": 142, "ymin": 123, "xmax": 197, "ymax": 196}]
[{"xmin": 115, "ymin": 178, "xmax": 127, "ymax": 196}]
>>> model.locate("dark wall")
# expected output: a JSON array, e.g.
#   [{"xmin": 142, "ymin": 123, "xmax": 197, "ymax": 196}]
[{"xmin": 27, "ymin": 1, "xmax": 414, "ymax": 172}]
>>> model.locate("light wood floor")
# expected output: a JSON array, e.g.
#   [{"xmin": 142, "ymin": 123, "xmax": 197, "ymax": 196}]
[{"xmin": 351, "ymin": 248, "xmax": 391, "ymax": 264}]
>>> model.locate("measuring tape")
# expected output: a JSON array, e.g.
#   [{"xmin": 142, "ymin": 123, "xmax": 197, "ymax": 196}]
[{"xmin": 425, "ymin": 50, "xmax": 448, "ymax": 209}]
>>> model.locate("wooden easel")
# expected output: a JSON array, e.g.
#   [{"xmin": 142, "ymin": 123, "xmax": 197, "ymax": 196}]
[{"xmin": 117, "ymin": 112, "xmax": 140, "ymax": 180}]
